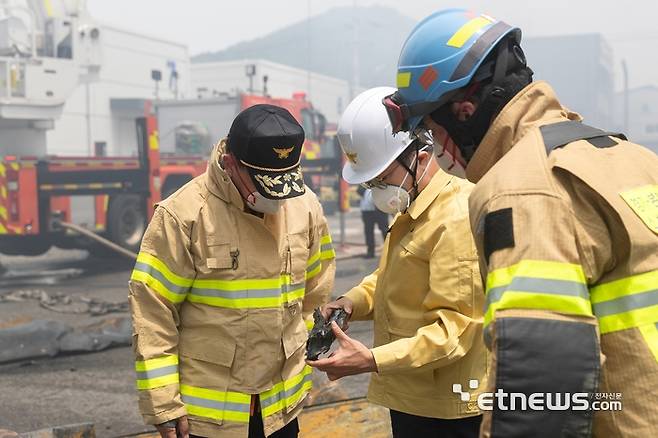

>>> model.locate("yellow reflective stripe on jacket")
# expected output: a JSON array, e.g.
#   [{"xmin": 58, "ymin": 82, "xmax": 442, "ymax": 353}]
[
  {"xmin": 306, "ymin": 234, "xmax": 335, "ymax": 281},
  {"xmin": 187, "ymin": 275, "xmax": 305, "ymax": 309},
  {"xmin": 131, "ymin": 252, "xmax": 193, "ymax": 304},
  {"xmin": 320, "ymin": 234, "xmax": 336, "ymax": 260},
  {"xmin": 484, "ymin": 260, "xmax": 592, "ymax": 328},
  {"xmin": 180, "ymin": 367, "xmax": 312, "ymax": 423},
  {"xmin": 135, "ymin": 355, "xmax": 179, "ymax": 390},
  {"xmin": 590, "ymin": 269, "xmax": 658, "ymax": 334},
  {"xmin": 181, "ymin": 384, "xmax": 251, "ymax": 423},
  {"xmin": 306, "ymin": 251, "xmax": 323, "ymax": 280},
  {"xmin": 260, "ymin": 366, "xmax": 313, "ymax": 417},
  {"xmin": 639, "ymin": 323, "xmax": 658, "ymax": 363}
]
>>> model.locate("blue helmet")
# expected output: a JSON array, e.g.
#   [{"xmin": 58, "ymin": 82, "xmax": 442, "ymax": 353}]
[{"xmin": 384, "ymin": 9, "xmax": 520, "ymax": 133}]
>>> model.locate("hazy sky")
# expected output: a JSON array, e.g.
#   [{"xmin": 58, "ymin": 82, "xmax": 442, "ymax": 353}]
[{"xmin": 87, "ymin": 0, "xmax": 657, "ymax": 90}]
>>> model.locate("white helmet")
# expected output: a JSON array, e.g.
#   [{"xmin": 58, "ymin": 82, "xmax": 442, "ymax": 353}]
[{"xmin": 338, "ymin": 87, "xmax": 415, "ymax": 184}]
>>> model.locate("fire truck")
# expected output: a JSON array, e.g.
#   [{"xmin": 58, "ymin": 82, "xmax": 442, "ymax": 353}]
[{"xmin": 0, "ymin": 92, "xmax": 338, "ymax": 257}]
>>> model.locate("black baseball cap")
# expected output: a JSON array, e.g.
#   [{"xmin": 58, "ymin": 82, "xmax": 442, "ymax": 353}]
[{"xmin": 227, "ymin": 104, "xmax": 306, "ymax": 200}]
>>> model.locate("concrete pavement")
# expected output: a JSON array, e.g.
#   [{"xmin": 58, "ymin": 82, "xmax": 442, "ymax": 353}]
[{"xmin": 0, "ymin": 210, "xmax": 388, "ymax": 436}]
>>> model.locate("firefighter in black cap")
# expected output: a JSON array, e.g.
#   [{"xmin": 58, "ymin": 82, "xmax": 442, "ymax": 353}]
[{"xmin": 129, "ymin": 104, "xmax": 336, "ymax": 438}]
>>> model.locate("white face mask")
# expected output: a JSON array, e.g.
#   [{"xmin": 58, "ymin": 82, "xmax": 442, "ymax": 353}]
[
  {"xmin": 425, "ymin": 128, "xmax": 467, "ymax": 178},
  {"xmin": 371, "ymin": 152, "xmax": 429, "ymax": 214},
  {"xmin": 246, "ymin": 192, "xmax": 283, "ymax": 214}
]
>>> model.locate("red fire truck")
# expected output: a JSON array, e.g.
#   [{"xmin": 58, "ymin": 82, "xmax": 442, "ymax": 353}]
[{"xmin": 0, "ymin": 93, "xmax": 341, "ymax": 257}]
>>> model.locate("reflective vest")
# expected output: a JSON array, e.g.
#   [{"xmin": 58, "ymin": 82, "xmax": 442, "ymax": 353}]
[
  {"xmin": 467, "ymin": 81, "xmax": 658, "ymax": 437},
  {"xmin": 129, "ymin": 143, "xmax": 336, "ymax": 438}
]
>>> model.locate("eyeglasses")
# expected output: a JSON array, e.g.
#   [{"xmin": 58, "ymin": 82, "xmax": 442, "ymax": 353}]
[
  {"xmin": 361, "ymin": 165, "xmax": 399, "ymax": 190},
  {"xmin": 360, "ymin": 142, "xmax": 432, "ymax": 190}
]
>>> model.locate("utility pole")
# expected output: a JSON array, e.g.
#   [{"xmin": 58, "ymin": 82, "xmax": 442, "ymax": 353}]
[
  {"xmin": 340, "ymin": 0, "xmax": 360, "ymax": 247},
  {"xmin": 306, "ymin": 0, "xmax": 312, "ymax": 101}
]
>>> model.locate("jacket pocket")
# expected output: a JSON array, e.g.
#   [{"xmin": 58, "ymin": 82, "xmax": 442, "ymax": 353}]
[
  {"xmin": 178, "ymin": 337, "xmax": 237, "ymax": 426},
  {"xmin": 206, "ymin": 242, "xmax": 233, "ymax": 270},
  {"xmin": 287, "ymin": 231, "xmax": 310, "ymax": 285},
  {"xmin": 282, "ymin": 301, "xmax": 307, "ymax": 359}
]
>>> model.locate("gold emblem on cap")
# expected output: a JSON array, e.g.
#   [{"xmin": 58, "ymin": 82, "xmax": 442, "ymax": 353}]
[
  {"xmin": 273, "ymin": 147, "xmax": 295, "ymax": 159},
  {"xmin": 346, "ymin": 152, "xmax": 358, "ymax": 164},
  {"xmin": 254, "ymin": 168, "xmax": 304, "ymax": 198}
]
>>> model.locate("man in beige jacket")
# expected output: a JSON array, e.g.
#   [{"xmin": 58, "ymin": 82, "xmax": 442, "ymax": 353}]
[
  {"xmin": 308, "ymin": 87, "xmax": 486, "ymax": 438},
  {"xmin": 129, "ymin": 104, "xmax": 335, "ymax": 438},
  {"xmin": 385, "ymin": 8, "xmax": 658, "ymax": 437}
]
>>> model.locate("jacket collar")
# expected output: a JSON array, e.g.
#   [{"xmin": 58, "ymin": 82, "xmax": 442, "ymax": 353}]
[
  {"xmin": 205, "ymin": 142, "xmax": 247, "ymax": 210},
  {"xmin": 407, "ymin": 169, "xmax": 452, "ymax": 220},
  {"xmin": 465, "ymin": 81, "xmax": 582, "ymax": 183}
]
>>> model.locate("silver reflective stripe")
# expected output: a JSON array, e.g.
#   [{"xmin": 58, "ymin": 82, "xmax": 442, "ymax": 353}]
[
  {"xmin": 486, "ymin": 277, "xmax": 590, "ymax": 309},
  {"xmin": 133, "ymin": 262, "xmax": 189, "ymax": 295},
  {"xmin": 259, "ymin": 373, "xmax": 312, "ymax": 409},
  {"xmin": 135, "ymin": 365, "xmax": 178, "ymax": 380},
  {"xmin": 181, "ymin": 394, "xmax": 251, "ymax": 413},
  {"xmin": 592, "ymin": 289, "xmax": 658, "ymax": 317},
  {"xmin": 189, "ymin": 282, "xmax": 305, "ymax": 299},
  {"xmin": 283, "ymin": 282, "xmax": 305, "ymax": 292},
  {"xmin": 320, "ymin": 243, "xmax": 334, "ymax": 253},
  {"xmin": 190, "ymin": 287, "xmax": 280, "ymax": 299},
  {"xmin": 306, "ymin": 258, "xmax": 321, "ymax": 273}
]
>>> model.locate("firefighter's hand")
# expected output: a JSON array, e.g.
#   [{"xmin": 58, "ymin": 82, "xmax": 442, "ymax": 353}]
[
  {"xmin": 306, "ymin": 321, "xmax": 377, "ymax": 380},
  {"xmin": 156, "ymin": 416, "xmax": 189, "ymax": 438},
  {"xmin": 320, "ymin": 297, "xmax": 353, "ymax": 325}
]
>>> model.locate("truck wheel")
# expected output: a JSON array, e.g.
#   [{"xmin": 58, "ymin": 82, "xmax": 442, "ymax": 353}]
[{"xmin": 106, "ymin": 195, "xmax": 146, "ymax": 254}]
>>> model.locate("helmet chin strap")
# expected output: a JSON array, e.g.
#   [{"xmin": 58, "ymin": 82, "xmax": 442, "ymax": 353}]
[{"xmin": 396, "ymin": 142, "xmax": 430, "ymax": 200}]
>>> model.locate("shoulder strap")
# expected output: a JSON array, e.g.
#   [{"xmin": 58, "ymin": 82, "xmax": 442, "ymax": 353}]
[{"xmin": 539, "ymin": 121, "xmax": 627, "ymax": 154}]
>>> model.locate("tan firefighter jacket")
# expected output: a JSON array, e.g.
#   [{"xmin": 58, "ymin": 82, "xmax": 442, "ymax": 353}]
[
  {"xmin": 128, "ymin": 143, "xmax": 336, "ymax": 438},
  {"xmin": 466, "ymin": 81, "xmax": 658, "ymax": 437}
]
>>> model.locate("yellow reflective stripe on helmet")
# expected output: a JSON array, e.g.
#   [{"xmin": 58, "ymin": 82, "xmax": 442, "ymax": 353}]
[
  {"xmin": 260, "ymin": 366, "xmax": 313, "ymax": 417},
  {"xmin": 484, "ymin": 260, "xmax": 592, "ymax": 328},
  {"xmin": 135, "ymin": 355, "xmax": 179, "ymax": 390},
  {"xmin": 590, "ymin": 270, "xmax": 658, "ymax": 334},
  {"xmin": 397, "ymin": 72, "xmax": 411, "ymax": 88},
  {"xmin": 181, "ymin": 384, "xmax": 251, "ymax": 423},
  {"xmin": 446, "ymin": 15, "xmax": 494, "ymax": 48},
  {"xmin": 639, "ymin": 323, "xmax": 658, "ymax": 363},
  {"xmin": 131, "ymin": 252, "xmax": 193, "ymax": 304}
]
